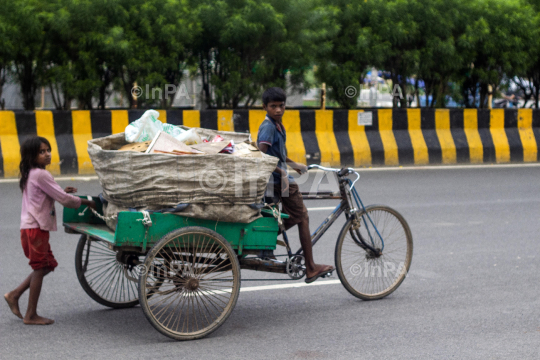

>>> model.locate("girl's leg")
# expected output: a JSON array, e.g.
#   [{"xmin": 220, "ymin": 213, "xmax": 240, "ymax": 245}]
[
  {"xmin": 4, "ymin": 274, "xmax": 33, "ymax": 319},
  {"xmin": 23, "ymin": 267, "xmax": 54, "ymax": 325}
]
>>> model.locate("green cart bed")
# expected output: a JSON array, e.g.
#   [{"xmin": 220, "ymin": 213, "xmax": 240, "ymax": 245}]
[{"xmin": 64, "ymin": 196, "xmax": 284, "ymax": 255}]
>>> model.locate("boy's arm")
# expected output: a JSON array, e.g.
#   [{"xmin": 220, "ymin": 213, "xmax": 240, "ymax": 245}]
[
  {"xmin": 258, "ymin": 143, "xmax": 289, "ymax": 178},
  {"xmin": 286, "ymin": 157, "xmax": 307, "ymax": 175},
  {"xmin": 258, "ymin": 143, "xmax": 289, "ymax": 193}
]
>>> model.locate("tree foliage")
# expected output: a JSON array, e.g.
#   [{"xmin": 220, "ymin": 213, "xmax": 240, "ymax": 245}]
[
  {"xmin": 0, "ymin": 0, "xmax": 539, "ymax": 109},
  {"xmin": 192, "ymin": 0, "xmax": 332, "ymax": 108}
]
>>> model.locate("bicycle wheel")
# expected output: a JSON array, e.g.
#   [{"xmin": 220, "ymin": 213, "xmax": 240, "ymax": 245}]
[
  {"xmin": 335, "ymin": 205, "xmax": 413, "ymax": 300},
  {"xmin": 138, "ymin": 226, "xmax": 241, "ymax": 341},
  {"xmin": 75, "ymin": 235, "xmax": 141, "ymax": 308}
]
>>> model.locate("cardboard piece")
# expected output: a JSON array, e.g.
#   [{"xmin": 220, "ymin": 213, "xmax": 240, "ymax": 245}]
[
  {"xmin": 232, "ymin": 142, "xmax": 262, "ymax": 157},
  {"xmin": 118, "ymin": 141, "xmax": 151, "ymax": 152},
  {"xmin": 190, "ymin": 141, "xmax": 232, "ymax": 155},
  {"xmin": 146, "ymin": 131, "xmax": 202, "ymax": 155},
  {"xmin": 153, "ymin": 149, "xmax": 203, "ymax": 155}
]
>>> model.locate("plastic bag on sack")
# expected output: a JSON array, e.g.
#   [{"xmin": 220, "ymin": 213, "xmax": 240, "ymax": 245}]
[
  {"xmin": 125, "ymin": 110, "xmax": 186, "ymax": 143},
  {"xmin": 163, "ymin": 123, "xmax": 187, "ymax": 140},
  {"xmin": 125, "ymin": 110, "xmax": 161, "ymax": 143},
  {"xmin": 175, "ymin": 128, "xmax": 202, "ymax": 145}
]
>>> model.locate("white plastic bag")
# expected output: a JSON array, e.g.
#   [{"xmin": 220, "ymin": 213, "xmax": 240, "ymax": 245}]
[
  {"xmin": 125, "ymin": 110, "xmax": 161, "ymax": 143},
  {"xmin": 175, "ymin": 128, "xmax": 202, "ymax": 145},
  {"xmin": 125, "ymin": 110, "xmax": 187, "ymax": 143}
]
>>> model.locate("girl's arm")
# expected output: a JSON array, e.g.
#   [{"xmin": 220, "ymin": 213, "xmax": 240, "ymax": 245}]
[
  {"xmin": 81, "ymin": 198, "xmax": 96, "ymax": 210},
  {"xmin": 36, "ymin": 170, "xmax": 85, "ymax": 209},
  {"xmin": 64, "ymin": 186, "xmax": 95, "ymax": 209}
]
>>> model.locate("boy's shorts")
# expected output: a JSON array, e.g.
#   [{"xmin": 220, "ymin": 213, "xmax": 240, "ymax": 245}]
[
  {"xmin": 20, "ymin": 228, "xmax": 58, "ymax": 271},
  {"xmin": 273, "ymin": 182, "xmax": 309, "ymax": 230}
]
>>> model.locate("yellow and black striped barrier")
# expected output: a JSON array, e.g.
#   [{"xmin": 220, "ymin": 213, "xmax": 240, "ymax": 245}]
[{"xmin": 0, "ymin": 109, "xmax": 539, "ymax": 177}]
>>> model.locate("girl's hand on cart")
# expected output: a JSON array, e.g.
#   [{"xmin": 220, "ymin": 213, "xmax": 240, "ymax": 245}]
[
  {"xmin": 81, "ymin": 199, "xmax": 96, "ymax": 210},
  {"xmin": 65, "ymin": 186, "xmax": 78, "ymax": 194}
]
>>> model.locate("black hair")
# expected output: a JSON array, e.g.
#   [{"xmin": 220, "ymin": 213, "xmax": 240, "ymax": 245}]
[
  {"xmin": 262, "ymin": 87, "xmax": 287, "ymax": 105},
  {"xmin": 19, "ymin": 136, "xmax": 51, "ymax": 192}
]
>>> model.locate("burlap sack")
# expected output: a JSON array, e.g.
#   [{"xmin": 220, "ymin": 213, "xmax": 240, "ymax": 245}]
[{"xmin": 88, "ymin": 127, "xmax": 278, "ymax": 226}]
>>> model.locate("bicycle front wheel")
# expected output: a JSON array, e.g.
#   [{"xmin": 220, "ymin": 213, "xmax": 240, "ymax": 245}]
[{"xmin": 335, "ymin": 205, "xmax": 413, "ymax": 300}]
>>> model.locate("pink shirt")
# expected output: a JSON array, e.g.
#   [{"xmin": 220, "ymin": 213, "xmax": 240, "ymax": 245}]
[{"xmin": 20, "ymin": 168, "xmax": 82, "ymax": 231}]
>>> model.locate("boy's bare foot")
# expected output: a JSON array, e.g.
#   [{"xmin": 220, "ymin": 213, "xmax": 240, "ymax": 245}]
[
  {"xmin": 23, "ymin": 315, "xmax": 54, "ymax": 325},
  {"xmin": 305, "ymin": 264, "xmax": 335, "ymax": 284},
  {"xmin": 4, "ymin": 293, "xmax": 23, "ymax": 319}
]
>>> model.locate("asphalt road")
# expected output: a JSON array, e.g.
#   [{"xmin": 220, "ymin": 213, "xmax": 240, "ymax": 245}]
[{"xmin": 1, "ymin": 165, "xmax": 540, "ymax": 359}]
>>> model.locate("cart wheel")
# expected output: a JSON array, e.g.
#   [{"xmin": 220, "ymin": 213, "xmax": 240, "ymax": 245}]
[
  {"xmin": 75, "ymin": 235, "xmax": 141, "ymax": 308},
  {"xmin": 138, "ymin": 226, "xmax": 241, "ymax": 341}
]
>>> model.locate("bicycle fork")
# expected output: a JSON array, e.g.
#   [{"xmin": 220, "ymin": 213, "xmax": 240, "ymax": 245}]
[{"xmin": 343, "ymin": 181, "xmax": 383, "ymax": 257}]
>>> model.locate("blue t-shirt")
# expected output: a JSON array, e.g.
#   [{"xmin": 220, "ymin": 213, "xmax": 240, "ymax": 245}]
[{"xmin": 257, "ymin": 115, "xmax": 294, "ymax": 185}]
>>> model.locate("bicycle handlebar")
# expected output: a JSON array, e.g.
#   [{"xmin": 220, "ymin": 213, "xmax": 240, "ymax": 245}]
[
  {"xmin": 307, "ymin": 164, "xmax": 340, "ymax": 172},
  {"xmin": 307, "ymin": 164, "xmax": 360, "ymax": 187},
  {"xmin": 307, "ymin": 164, "xmax": 353, "ymax": 175}
]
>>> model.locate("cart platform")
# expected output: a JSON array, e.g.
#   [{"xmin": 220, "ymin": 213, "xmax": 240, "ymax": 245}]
[{"xmin": 63, "ymin": 196, "xmax": 287, "ymax": 254}]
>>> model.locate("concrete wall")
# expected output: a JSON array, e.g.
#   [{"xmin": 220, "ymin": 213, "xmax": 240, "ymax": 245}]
[{"xmin": 0, "ymin": 108, "xmax": 539, "ymax": 177}]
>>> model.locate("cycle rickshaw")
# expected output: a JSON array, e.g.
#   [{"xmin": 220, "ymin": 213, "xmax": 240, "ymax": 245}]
[{"xmin": 63, "ymin": 165, "xmax": 413, "ymax": 340}]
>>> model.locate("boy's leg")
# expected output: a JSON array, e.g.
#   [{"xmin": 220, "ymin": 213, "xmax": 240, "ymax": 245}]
[
  {"xmin": 23, "ymin": 267, "xmax": 54, "ymax": 325},
  {"xmin": 297, "ymin": 217, "xmax": 315, "ymax": 273},
  {"xmin": 4, "ymin": 274, "xmax": 33, "ymax": 319},
  {"xmin": 280, "ymin": 182, "xmax": 334, "ymax": 279},
  {"xmin": 297, "ymin": 217, "xmax": 334, "ymax": 279}
]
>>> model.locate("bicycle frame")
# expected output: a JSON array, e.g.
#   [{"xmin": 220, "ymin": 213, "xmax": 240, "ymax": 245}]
[{"xmin": 281, "ymin": 166, "xmax": 384, "ymax": 258}]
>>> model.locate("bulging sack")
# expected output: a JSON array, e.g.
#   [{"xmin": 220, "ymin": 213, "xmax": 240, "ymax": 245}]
[{"xmin": 88, "ymin": 128, "xmax": 278, "ymax": 225}]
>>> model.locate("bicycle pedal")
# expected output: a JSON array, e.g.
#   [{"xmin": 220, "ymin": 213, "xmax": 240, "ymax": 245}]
[{"xmin": 320, "ymin": 272, "xmax": 333, "ymax": 278}]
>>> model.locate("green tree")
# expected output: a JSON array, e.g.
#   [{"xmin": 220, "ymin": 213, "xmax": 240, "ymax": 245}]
[
  {"xmin": 1, "ymin": 0, "xmax": 50, "ymax": 110},
  {"xmin": 192, "ymin": 0, "xmax": 330, "ymax": 108},
  {"xmin": 414, "ymin": 0, "xmax": 471, "ymax": 108},
  {"xmin": 369, "ymin": 0, "xmax": 422, "ymax": 108},
  {"xmin": 458, "ymin": 0, "xmax": 536, "ymax": 108},
  {"xmin": 44, "ymin": 0, "xmax": 129, "ymax": 109},
  {"xmin": 42, "ymin": 0, "xmax": 195, "ymax": 110},
  {"xmin": 314, "ymin": 0, "xmax": 370, "ymax": 108},
  {"xmin": 118, "ymin": 0, "xmax": 197, "ymax": 109},
  {"xmin": 512, "ymin": 0, "xmax": 540, "ymax": 108},
  {"xmin": 0, "ymin": 8, "xmax": 13, "ymax": 109}
]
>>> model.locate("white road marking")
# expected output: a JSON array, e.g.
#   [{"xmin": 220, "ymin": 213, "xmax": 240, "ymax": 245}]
[
  {"xmin": 198, "ymin": 279, "xmax": 341, "ymax": 296},
  {"xmin": 240, "ymin": 279, "xmax": 341, "ymax": 293},
  {"xmin": 432, "ymin": 222, "xmax": 457, "ymax": 227},
  {"xmin": 306, "ymin": 206, "xmax": 337, "ymax": 211}
]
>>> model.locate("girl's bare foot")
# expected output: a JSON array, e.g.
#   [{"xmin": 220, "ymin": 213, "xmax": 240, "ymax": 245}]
[
  {"xmin": 4, "ymin": 293, "xmax": 23, "ymax": 319},
  {"xmin": 23, "ymin": 315, "xmax": 54, "ymax": 325}
]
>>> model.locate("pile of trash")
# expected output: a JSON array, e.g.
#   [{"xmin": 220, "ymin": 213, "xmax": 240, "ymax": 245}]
[
  {"xmin": 121, "ymin": 110, "xmax": 259, "ymax": 157},
  {"xmin": 88, "ymin": 110, "xmax": 278, "ymax": 229}
]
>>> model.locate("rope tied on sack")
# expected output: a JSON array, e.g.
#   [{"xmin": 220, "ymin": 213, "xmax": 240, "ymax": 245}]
[
  {"xmin": 264, "ymin": 203, "xmax": 283, "ymax": 226},
  {"xmin": 89, "ymin": 207, "xmax": 118, "ymax": 222},
  {"xmin": 78, "ymin": 195, "xmax": 119, "ymax": 221}
]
